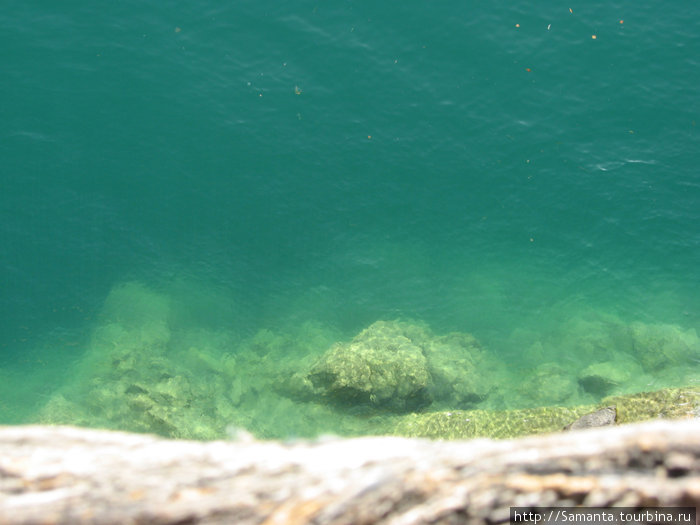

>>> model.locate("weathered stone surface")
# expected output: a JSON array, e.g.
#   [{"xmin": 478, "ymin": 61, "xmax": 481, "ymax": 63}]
[
  {"xmin": 1, "ymin": 421, "xmax": 699, "ymax": 525},
  {"xmin": 564, "ymin": 406, "xmax": 617, "ymax": 430}
]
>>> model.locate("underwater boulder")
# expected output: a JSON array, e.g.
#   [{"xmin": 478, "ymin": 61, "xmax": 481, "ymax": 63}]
[
  {"xmin": 578, "ymin": 358, "xmax": 640, "ymax": 396},
  {"xmin": 422, "ymin": 332, "xmax": 498, "ymax": 407},
  {"xmin": 307, "ymin": 321, "xmax": 432, "ymax": 412},
  {"xmin": 629, "ymin": 322, "xmax": 700, "ymax": 373},
  {"xmin": 517, "ymin": 362, "xmax": 578, "ymax": 406}
]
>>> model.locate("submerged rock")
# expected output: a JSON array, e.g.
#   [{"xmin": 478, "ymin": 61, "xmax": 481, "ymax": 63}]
[
  {"xmin": 518, "ymin": 362, "xmax": 578, "ymax": 405},
  {"xmin": 304, "ymin": 320, "xmax": 505, "ymax": 413},
  {"xmin": 577, "ymin": 358, "xmax": 641, "ymax": 396},
  {"xmin": 422, "ymin": 332, "xmax": 498, "ymax": 407},
  {"xmin": 40, "ymin": 282, "xmax": 237, "ymax": 440},
  {"xmin": 629, "ymin": 322, "xmax": 700, "ymax": 372},
  {"xmin": 308, "ymin": 321, "xmax": 432, "ymax": 411}
]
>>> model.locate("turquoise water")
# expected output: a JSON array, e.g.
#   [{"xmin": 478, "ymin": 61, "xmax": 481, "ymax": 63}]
[{"xmin": 1, "ymin": 2, "xmax": 699, "ymax": 438}]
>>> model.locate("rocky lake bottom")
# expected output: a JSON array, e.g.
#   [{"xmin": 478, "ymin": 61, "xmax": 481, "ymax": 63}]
[{"xmin": 17, "ymin": 281, "xmax": 699, "ymax": 440}]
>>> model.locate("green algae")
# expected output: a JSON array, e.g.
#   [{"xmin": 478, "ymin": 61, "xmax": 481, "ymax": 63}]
[
  {"xmin": 604, "ymin": 387, "xmax": 700, "ymax": 424},
  {"xmin": 392, "ymin": 386, "xmax": 700, "ymax": 440},
  {"xmin": 393, "ymin": 406, "xmax": 597, "ymax": 439}
]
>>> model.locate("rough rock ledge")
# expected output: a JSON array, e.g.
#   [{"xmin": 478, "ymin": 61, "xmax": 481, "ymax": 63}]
[{"xmin": 1, "ymin": 421, "xmax": 699, "ymax": 525}]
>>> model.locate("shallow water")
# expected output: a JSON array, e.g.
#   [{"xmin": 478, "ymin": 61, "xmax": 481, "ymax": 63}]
[{"xmin": 1, "ymin": 1, "xmax": 699, "ymax": 438}]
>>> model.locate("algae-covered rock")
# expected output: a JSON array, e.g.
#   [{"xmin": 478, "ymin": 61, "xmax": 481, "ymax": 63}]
[
  {"xmin": 83, "ymin": 356, "xmax": 225, "ymax": 440},
  {"xmin": 308, "ymin": 321, "xmax": 431, "ymax": 411},
  {"xmin": 393, "ymin": 386, "xmax": 700, "ymax": 440},
  {"xmin": 629, "ymin": 322, "xmax": 700, "ymax": 372},
  {"xmin": 305, "ymin": 320, "xmax": 506, "ymax": 412},
  {"xmin": 603, "ymin": 386, "xmax": 700, "ymax": 424},
  {"xmin": 55, "ymin": 282, "xmax": 239, "ymax": 440},
  {"xmin": 394, "ymin": 405, "xmax": 595, "ymax": 439}
]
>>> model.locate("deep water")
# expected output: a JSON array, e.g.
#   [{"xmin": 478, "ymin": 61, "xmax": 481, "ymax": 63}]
[{"xmin": 1, "ymin": 1, "xmax": 699, "ymax": 437}]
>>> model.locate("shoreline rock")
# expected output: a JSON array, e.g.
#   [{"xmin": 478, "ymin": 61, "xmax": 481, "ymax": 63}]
[{"xmin": 1, "ymin": 420, "xmax": 699, "ymax": 524}]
